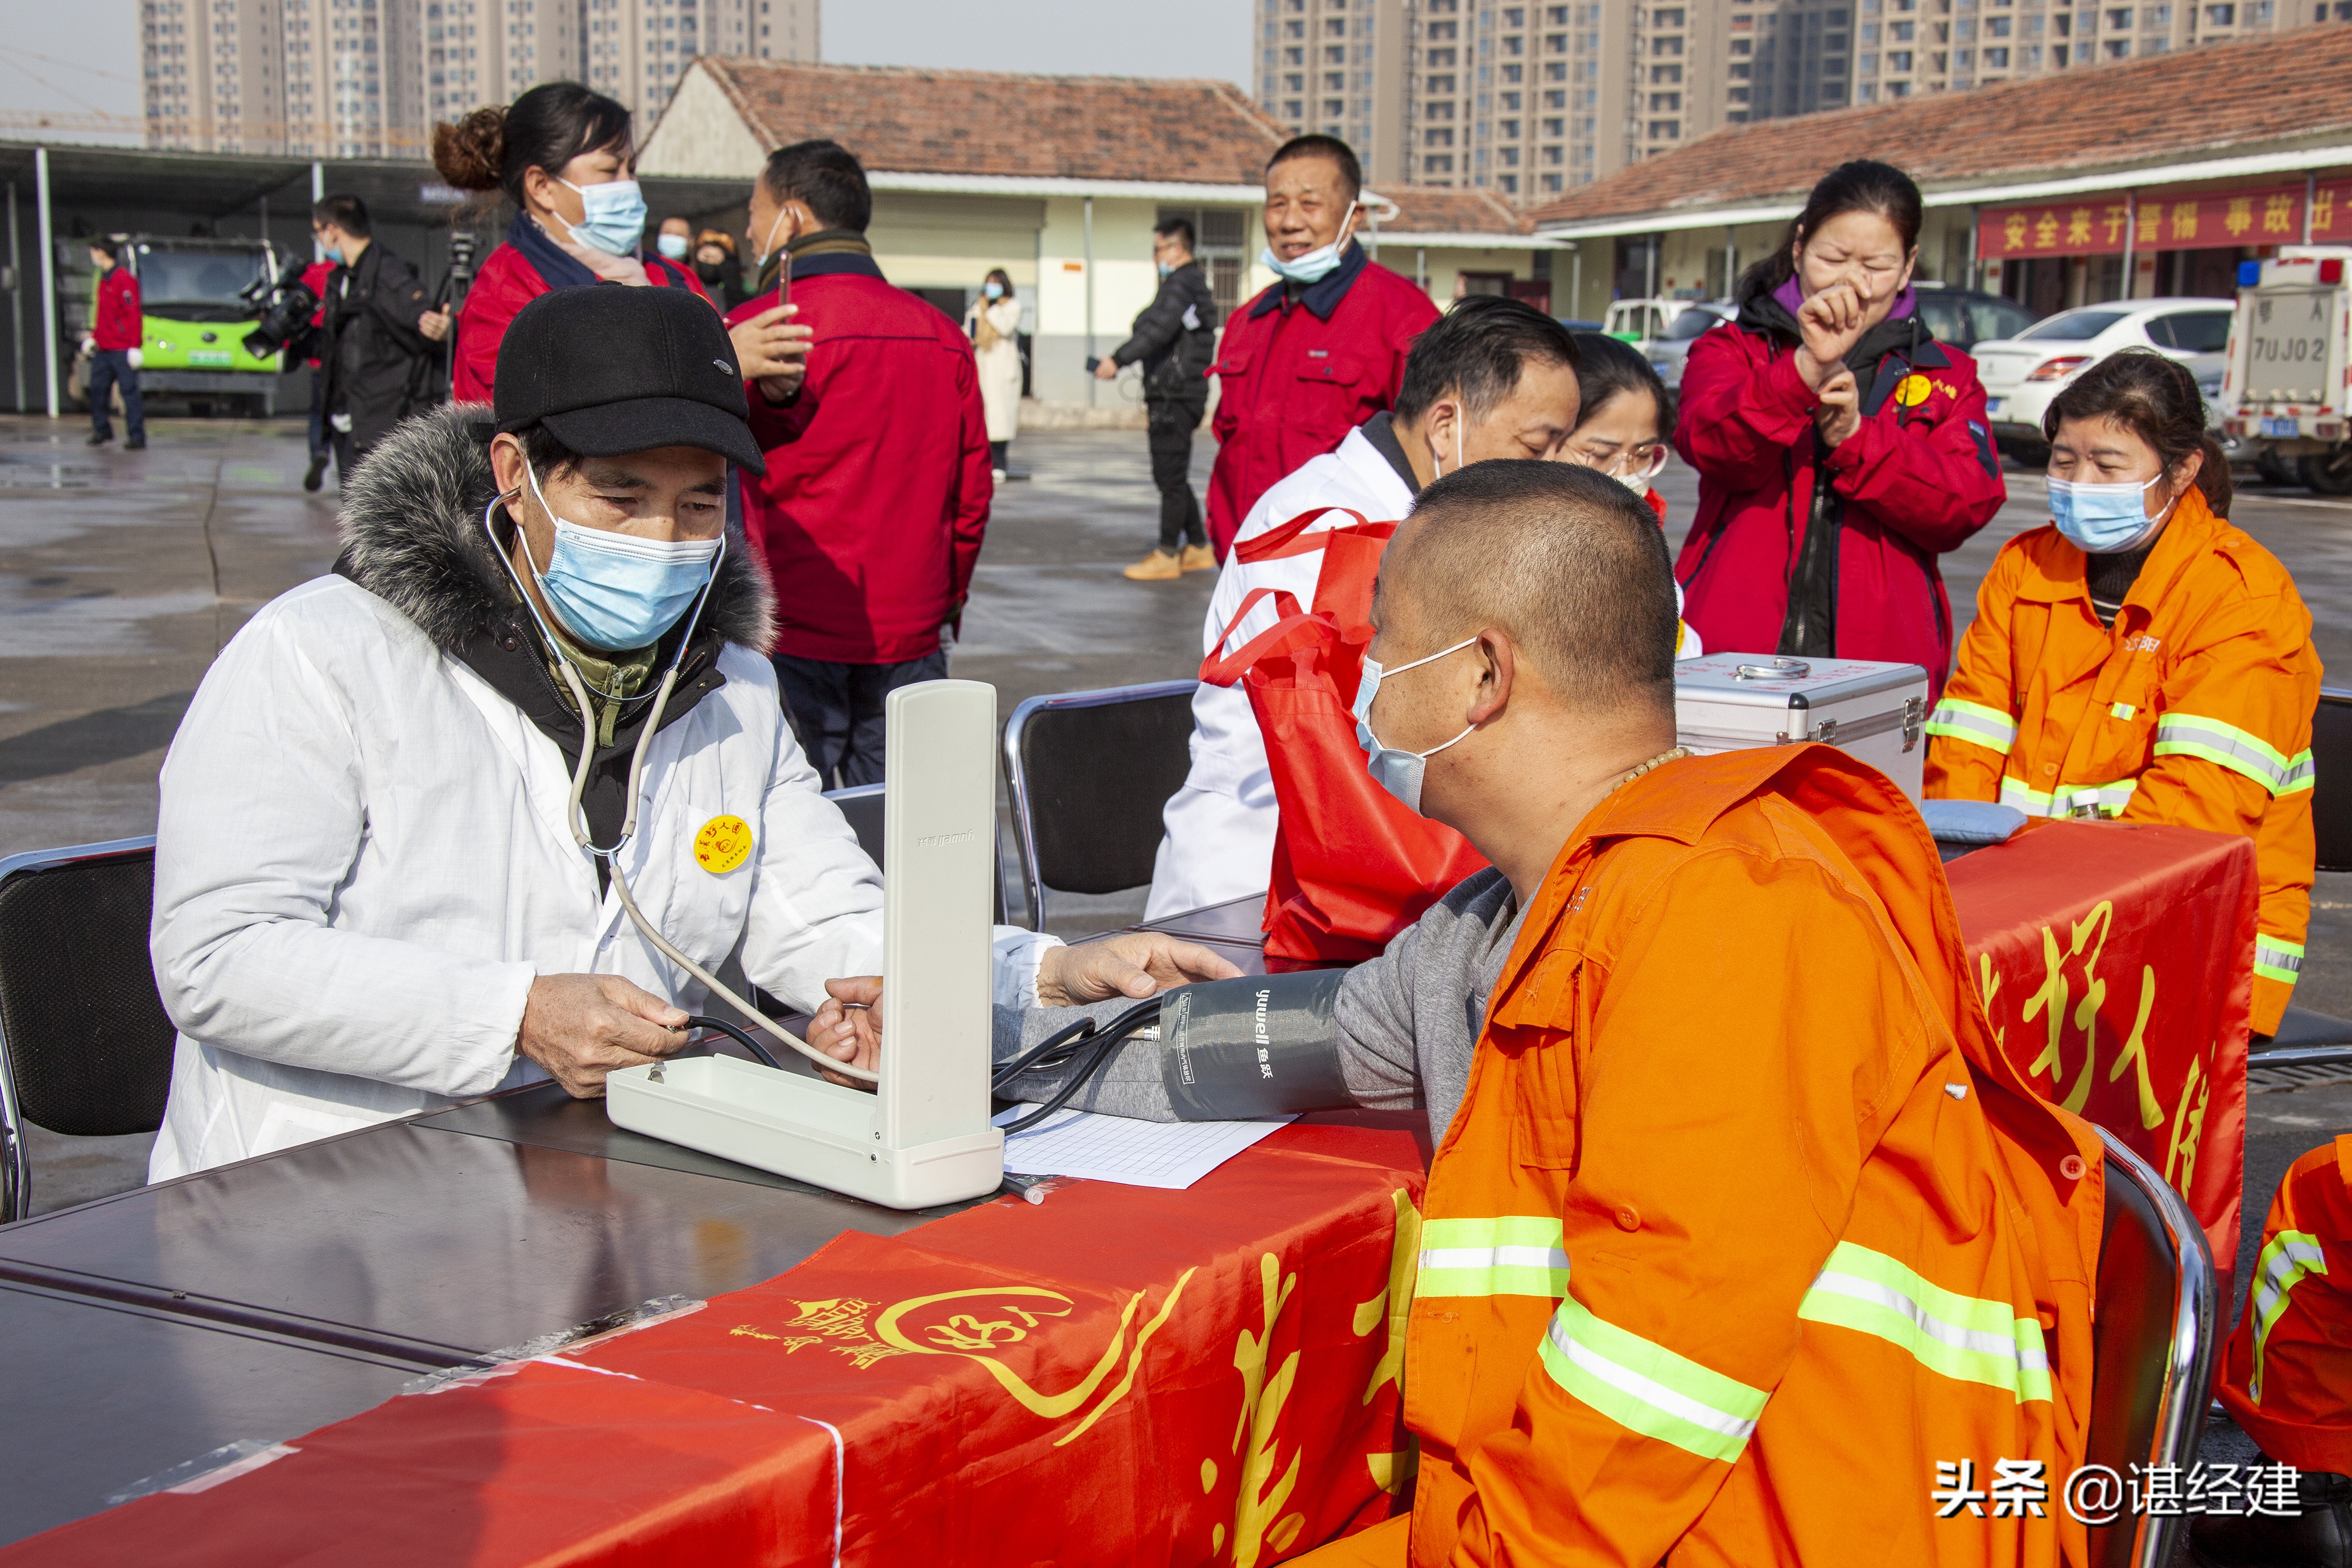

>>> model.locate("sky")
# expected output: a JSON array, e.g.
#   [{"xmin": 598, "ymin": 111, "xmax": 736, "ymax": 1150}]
[{"xmin": 0, "ymin": 0, "xmax": 1256, "ymax": 147}]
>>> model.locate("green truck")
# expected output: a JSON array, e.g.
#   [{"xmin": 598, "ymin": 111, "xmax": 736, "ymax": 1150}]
[{"xmin": 64, "ymin": 236, "xmax": 291, "ymax": 417}]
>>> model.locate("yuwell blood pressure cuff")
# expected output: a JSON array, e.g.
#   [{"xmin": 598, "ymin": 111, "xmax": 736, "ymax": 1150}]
[{"xmin": 1160, "ymin": 970, "xmax": 1350, "ymax": 1121}]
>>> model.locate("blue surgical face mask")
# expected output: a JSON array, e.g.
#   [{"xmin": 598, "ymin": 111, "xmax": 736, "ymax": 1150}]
[
  {"xmin": 2047, "ymin": 471, "xmax": 2173, "ymax": 555},
  {"xmin": 1351, "ymin": 635, "xmax": 1479, "ymax": 814},
  {"xmin": 1157, "ymin": 262, "xmax": 1174, "ymax": 279},
  {"xmin": 984, "ymin": 281, "xmax": 1005, "ymax": 299},
  {"xmin": 656, "ymin": 232, "xmax": 690, "ymax": 261},
  {"xmin": 556, "ymin": 176, "xmax": 650, "ymax": 258},
  {"xmin": 518, "ymin": 459, "xmax": 720, "ymax": 651},
  {"xmin": 321, "ymin": 244, "xmax": 344, "ymax": 265},
  {"xmin": 1261, "ymin": 201, "xmax": 1359, "ymax": 285}
]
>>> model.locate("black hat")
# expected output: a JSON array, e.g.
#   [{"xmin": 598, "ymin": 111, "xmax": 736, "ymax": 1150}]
[{"xmin": 493, "ymin": 283, "xmax": 766, "ymax": 475}]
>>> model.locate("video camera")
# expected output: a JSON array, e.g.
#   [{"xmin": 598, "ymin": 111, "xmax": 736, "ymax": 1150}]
[{"xmin": 240, "ymin": 259, "xmax": 320, "ymax": 361}]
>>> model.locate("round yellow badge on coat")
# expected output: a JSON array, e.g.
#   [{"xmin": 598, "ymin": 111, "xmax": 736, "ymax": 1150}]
[
  {"xmin": 694, "ymin": 815, "xmax": 753, "ymax": 874},
  {"xmin": 1894, "ymin": 373, "xmax": 1933, "ymax": 407}
]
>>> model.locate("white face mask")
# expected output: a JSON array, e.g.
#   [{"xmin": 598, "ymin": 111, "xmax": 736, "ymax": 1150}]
[
  {"xmin": 1260, "ymin": 201, "xmax": 1359, "ymax": 284},
  {"xmin": 1351, "ymin": 636, "xmax": 1480, "ymax": 814},
  {"xmin": 750, "ymin": 204, "xmax": 797, "ymax": 271}
]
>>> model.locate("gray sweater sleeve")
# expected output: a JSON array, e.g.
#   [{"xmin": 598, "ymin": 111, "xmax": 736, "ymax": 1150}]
[{"xmin": 989, "ymin": 927, "xmax": 1441, "ymax": 1120}]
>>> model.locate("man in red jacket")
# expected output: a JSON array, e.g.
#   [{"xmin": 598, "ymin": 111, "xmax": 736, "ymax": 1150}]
[
  {"xmin": 1204, "ymin": 135, "xmax": 1439, "ymax": 559},
  {"xmin": 728, "ymin": 140, "xmax": 990, "ymax": 788},
  {"xmin": 82, "ymin": 237, "xmax": 146, "ymax": 451}
]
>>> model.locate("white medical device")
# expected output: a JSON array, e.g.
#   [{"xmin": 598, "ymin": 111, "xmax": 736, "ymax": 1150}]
[{"xmin": 606, "ymin": 680, "xmax": 1006, "ymax": 1210}]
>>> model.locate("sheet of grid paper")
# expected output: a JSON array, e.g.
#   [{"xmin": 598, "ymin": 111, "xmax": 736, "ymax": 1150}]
[{"xmin": 993, "ymin": 1105, "xmax": 1294, "ymax": 1190}]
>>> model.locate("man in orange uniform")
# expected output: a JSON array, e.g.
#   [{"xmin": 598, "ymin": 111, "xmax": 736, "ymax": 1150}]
[
  {"xmin": 1924, "ymin": 366, "xmax": 2318, "ymax": 1037},
  {"xmin": 2192, "ymin": 1136, "xmax": 2352, "ymax": 1566},
  {"xmin": 1290, "ymin": 461, "xmax": 2102, "ymax": 1566}
]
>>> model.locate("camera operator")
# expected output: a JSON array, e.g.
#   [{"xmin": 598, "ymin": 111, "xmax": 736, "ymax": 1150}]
[{"xmin": 312, "ymin": 195, "xmax": 452, "ymax": 478}]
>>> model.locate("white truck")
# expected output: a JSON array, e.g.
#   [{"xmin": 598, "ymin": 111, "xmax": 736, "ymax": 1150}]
[{"xmin": 2218, "ymin": 245, "xmax": 2352, "ymax": 493}]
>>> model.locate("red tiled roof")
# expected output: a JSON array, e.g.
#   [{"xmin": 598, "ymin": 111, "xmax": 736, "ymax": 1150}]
[
  {"xmin": 1369, "ymin": 186, "xmax": 1533, "ymax": 234},
  {"xmin": 1528, "ymin": 25, "xmax": 2352, "ymax": 226},
  {"xmin": 691, "ymin": 58, "xmax": 1289, "ymax": 185}
]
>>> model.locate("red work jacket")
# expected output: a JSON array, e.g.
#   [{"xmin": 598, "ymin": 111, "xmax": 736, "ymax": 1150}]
[
  {"xmin": 93, "ymin": 266, "xmax": 141, "ymax": 352},
  {"xmin": 1206, "ymin": 245, "xmax": 1438, "ymax": 558},
  {"xmin": 1674, "ymin": 318, "xmax": 2005, "ymax": 697},
  {"xmin": 452, "ymin": 232, "xmax": 704, "ymax": 404},
  {"xmin": 729, "ymin": 253, "xmax": 992, "ymax": 664}
]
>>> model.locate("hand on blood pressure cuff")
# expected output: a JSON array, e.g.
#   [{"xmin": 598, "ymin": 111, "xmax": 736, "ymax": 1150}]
[{"xmin": 992, "ymin": 971, "xmax": 1350, "ymax": 1121}]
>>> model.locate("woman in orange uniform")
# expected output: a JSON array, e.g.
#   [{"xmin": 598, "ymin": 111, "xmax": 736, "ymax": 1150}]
[
  {"xmin": 2193, "ymin": 1136, "xmax": 2352, "ymax": 1565},
  {"xmin": 1925, "ymin": 349, "xmax": 2320, "ymax": 1037}
]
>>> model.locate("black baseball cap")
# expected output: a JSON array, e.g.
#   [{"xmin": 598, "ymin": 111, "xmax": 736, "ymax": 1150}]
[{"xmin": 493, "ymin": 283, "xmax": 767, "ymax": 475}]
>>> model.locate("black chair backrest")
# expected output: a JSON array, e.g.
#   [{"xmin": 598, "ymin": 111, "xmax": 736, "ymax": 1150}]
[
  {"xmin": 1004, "ymin": 682, "xmax": 1198, "ymax": 916},
  {"xmin": 2311, "ymin": 689, "xmax": 2352, "ymax": 873},
  {"xmin": 0, "ymin": 844, "xmax": 175, "ymax": 1138},
  {"xmin": 820, "ymin": 784, "xmax": 1007, "ymax": 925},
  {"xmin": 826, "ymin": 785, "xmax": 886, "ymax": 868},
  {"xmin": 2084, "ymin": 1149, "xmax": 2210, "ymax": 1568}
]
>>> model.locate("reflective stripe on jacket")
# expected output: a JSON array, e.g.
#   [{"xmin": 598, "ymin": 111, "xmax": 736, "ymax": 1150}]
[
  {"xmin": 1400, "ymin": 746, "xmax": 2101, "ymax": 1568},
  {"xmin": 2216, "ymin": 1135, "xmax": 2352, "ymax": 1474},
  {"xmin": 1924, "ymin": 486, "xmax": 2320, "ymax": 1034}
]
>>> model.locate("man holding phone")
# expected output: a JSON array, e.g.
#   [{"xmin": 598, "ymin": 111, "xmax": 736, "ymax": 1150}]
[{"xmin": 726, "ymin": 139, "xmax": 993, "ymax": 789}]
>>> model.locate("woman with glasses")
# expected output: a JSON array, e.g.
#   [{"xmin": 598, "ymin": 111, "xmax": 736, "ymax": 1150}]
[
  {"xmin": 1567, "ymin": 333, "xmax": 1698, "ymax": 657},
  {"xmin": 1674, "ymin": 160, "xmax": 2005, "ymax": 698}
]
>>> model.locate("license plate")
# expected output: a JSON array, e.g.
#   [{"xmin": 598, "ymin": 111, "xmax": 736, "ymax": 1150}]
[
  {"xmin": 2263, "ymin": 416, "xmax": 2301, "ymax": 438},
  {"xmin": 189, "ymin": 350, "xmax": 233, "ymax": 368},
  {"xmin": 1984, "ymin": 397, "xmax": 2006, "ymax": 416}
]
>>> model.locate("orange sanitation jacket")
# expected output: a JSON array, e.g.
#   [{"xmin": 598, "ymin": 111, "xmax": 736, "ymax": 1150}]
[
  {"xmin": 1303, "ymin": 745, "xmax": 2105, "ymax": 1568},
  {"xmin": 2215, "ymin": 1135, "xmax": 2352, "ymax": 1474},
  {"xmin": 1923, "ymin": 487, "xmax": 2319, "ymax": 1035}
]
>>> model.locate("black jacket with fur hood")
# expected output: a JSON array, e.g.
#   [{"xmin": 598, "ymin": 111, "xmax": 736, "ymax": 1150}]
[{"xmin": 334, "ymin": 405, "xmax": 775, "ymax": 848}]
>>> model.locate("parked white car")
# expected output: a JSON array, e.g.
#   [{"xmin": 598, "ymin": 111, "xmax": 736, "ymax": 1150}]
[
  {"xmin": 1973, "ymin": 298, "xmax": 2234, "ymax": 453},
  {"xmin": 1645, "ymin": 302, "xmax": 1738, "ymax": 391}
]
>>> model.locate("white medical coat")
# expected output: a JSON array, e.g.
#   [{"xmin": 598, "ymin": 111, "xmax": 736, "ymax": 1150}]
[{"xmin": 148, "ymin": 575, "xmax": 1055, "ymax": 1179}]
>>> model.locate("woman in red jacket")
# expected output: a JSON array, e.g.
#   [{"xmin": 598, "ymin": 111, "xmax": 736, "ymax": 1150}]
[
  {"xmin": 1674, "ymin": 160, "xmax": 2004, "ymax": 695},
  {"xmin": 432, "ymin": 82, "xmax": 705, "ymax": 403}
]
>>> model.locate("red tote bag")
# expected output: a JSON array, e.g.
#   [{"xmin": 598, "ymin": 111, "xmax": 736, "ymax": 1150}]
[{"xmin": 1202, "ymin": 511, "xmax": 1489, "ymax": 967}]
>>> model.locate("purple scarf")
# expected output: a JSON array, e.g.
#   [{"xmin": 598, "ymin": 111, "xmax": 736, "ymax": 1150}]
[{"xmin": 1773, "ymin": 272, "xmax": 1916, "ymax": 321}]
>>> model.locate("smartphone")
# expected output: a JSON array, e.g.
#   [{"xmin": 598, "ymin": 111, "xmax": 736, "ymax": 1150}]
[{"xmin": 1084, "ymin": 356, "xmax": 1101, "ymax": 372}]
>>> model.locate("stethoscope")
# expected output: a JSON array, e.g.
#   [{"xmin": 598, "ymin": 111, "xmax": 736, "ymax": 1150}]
[{"xmin": 484, "ymin": 490, "xmax": 880, "ymax": 1083}]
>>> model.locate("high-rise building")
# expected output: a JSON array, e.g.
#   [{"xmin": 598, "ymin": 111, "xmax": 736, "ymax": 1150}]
[
  {"xmin": 141, "ymin": 0, "xmax": 818, "ymax": 157},
  {"xmin": 1253, "ymin": 0, "xmax": 2328, "ymax": 202},
  {"xmin": 1845, "ymin": 0, "xmax": 2306, "ymax": 102}
]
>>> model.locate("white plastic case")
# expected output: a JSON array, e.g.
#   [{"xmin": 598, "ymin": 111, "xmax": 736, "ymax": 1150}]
[
  {"xmin": 607, "ymin": 679, "xmax": 1006, "ymax": 1210},
  {"xmin": 1673, "ymin": 654, "xmax": 1930, "ymax": 800}
]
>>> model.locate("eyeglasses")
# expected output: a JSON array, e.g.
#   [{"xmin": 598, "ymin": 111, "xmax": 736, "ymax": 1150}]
[{"xmin": 1567, "ymin": 441, "xmax": 1668, "ymax": 481}]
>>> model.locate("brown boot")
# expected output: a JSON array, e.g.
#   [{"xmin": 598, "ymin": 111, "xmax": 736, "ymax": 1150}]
[
  {"xmin": 1178, "ymin": 543, "xmax": 1218, "ymax": 573},
  {"xmin": 1123, "ymin": 548, "xmax": 1183, "ymax": 581}
]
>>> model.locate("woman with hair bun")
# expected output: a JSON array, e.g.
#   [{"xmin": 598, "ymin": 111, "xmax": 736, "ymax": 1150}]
[
  {"xmin": 1926, "ymin": 347, "xmax": 2321, "ymax": 1037},
  {"xmin": 432, "ymin": 82, "xmax": 710, "ymax": 402},
  {"xmin": 1675, "ymin": 158, "xmax": 2005, "ymax": 696}
]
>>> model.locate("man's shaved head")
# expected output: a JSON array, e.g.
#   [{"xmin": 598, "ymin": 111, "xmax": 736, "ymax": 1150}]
[{"xmin": 1381, "ymin": 461, "xmax": 1678, "ymax": 716}]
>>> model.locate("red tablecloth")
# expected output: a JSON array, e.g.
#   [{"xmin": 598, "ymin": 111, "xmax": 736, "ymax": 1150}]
[
  {"xmin": 1946, "ymin": 818, "xmax": 2255, "ymax": 1276},
  {"xmin": 3, "ymin": 1116, "xmax": 1428, "ymax": 1566},
  {"xmin": 0, "ymin": 822, "xmax": 2255, "ymax": 1566}
]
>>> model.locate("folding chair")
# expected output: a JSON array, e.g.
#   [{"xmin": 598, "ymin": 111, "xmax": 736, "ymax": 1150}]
[
  {"xmin": 2083, "ymin": 1128, "xmax": 2221, "ymax": 1568},
  {"xmin": 0, "ymin": 837, "xmax": 177, "ymax": 1223},
  {"xmin": 1001, "ymin": 680, "xmax": 1199, "ymax": 930}
]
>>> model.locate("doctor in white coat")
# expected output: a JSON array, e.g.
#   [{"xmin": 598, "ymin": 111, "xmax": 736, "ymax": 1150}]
[
  {"xmin": 148, "ymin": 286, "xmax": 1231, "ymax": 1179},
  {"xmin": 1146, "ymin": 297, "xmax": 1591, "ymax": 918}
]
